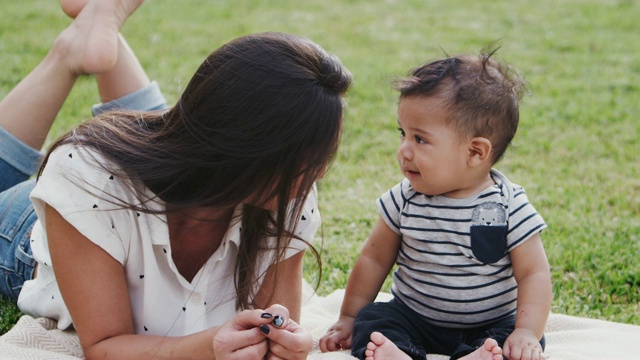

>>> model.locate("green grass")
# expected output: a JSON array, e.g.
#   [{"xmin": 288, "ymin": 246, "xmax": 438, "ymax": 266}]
[{"xmin": 1, "ymin": 0, "xmax": 639, "ymax": 334}]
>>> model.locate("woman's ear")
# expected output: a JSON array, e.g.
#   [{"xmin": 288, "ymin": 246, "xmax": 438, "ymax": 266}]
[{"xmin": 467, "ymin": 137, "xmax": 492, "ymax": 167}]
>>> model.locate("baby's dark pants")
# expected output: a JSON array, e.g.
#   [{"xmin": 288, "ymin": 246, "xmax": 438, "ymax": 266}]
[{"xmin": 351, "ymin": 299, "xmax": 545, "ymax": 360}]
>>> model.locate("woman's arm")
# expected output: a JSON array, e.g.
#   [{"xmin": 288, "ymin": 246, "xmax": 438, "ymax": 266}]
[
  {"xmin": 253, "ymin": 251, "xmax": 313, "ymax": 360},
  {"xmin": 254, "ymin": 251, "xmax": 305, "ymax": 322},
  {"xmin": 46, "ymin": 204, "xmax": 269, "ymax": 359}
]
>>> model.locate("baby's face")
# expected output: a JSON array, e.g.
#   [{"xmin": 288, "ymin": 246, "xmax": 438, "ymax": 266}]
[{"xmin": 396, "ymin": 96, "xmax": 471, "ymax": 198}]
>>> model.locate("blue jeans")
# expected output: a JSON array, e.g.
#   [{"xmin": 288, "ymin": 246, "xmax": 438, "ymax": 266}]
[{"xmin": 0, "ymin": 82, "xmax": 166, "ymax": 300}]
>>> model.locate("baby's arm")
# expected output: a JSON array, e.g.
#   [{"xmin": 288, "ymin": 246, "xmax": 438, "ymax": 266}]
[
  {"xmin": 503, "ymin": 233, "xmax": 552, "ymax": 360},
  {"xmin": 319, "ymin": 217, "xmax": 401, "ymax": 352}
]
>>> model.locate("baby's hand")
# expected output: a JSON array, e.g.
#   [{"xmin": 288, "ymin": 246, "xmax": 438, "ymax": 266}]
[
  {"xmin": 503, "ymin": 328, "xmax": 545, "ymax": 360},
  {"xmin": 318, "ymin": 316, "xmax": 355, "ymax": 352}
]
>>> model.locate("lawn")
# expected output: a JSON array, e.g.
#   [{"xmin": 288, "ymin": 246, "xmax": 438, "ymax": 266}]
[{"xmin": 1, "ymin": 0, "xmax": 638, "ymax": 335}]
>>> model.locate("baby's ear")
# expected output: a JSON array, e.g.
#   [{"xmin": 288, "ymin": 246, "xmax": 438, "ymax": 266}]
[{"xmin": 467, "ymin": 137, "xmax": 492, "ymax": 166}]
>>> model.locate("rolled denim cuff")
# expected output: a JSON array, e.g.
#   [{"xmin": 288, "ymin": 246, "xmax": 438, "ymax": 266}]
[
  {"xmin": 91, "ymin": 81, "xmax": 168, "ymax": 116},
  {"xmin": 0, "ymin": 126, "xmax": 43, "ymax": 177}
]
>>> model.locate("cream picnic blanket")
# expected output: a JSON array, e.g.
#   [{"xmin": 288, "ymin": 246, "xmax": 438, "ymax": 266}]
[{"xmin": 2, "ymin": 283, "xmax": 640, "ymax": 359}]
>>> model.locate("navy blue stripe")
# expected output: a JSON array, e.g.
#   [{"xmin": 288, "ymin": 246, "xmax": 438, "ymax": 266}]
[
  {"xmin": 509, "ymin": 202, "xmax": 528, "ymax": 217},
  {"xmin": 388, "ymin": 188, "xmax": 401, "ymax": 213},
  {"xmin": 398, "ymin": 260, "xmax": 512, "ymax": 276},
  {"xmin": 407, "ymin": 273, "xmax": 514, "ymax": 291},
  {"xmin": 397, "ymin": 262, "xmax": 473, "ymax": 277},
  {"xmin": 513, "ymin": 189, "xmax": 526, "ymax": 199},
  {"xmin": 399, "ymin": 181, "xmax": 409, "ymax": 204},
  {"xmin": 379, "ymin": 198, "xmax": 400, "ymax": 231},
  {"xmin": 389, "ymin": 190, "xmax": 400, "ymax": 213},
  {"xmin": 406, "ymin": 201, "xmax": 478, "ymax": 210},
  {"xmin": 398, "ymin": 248, "xmax": 468, "ymax": 274},
  {"xmin": 507, "ymin": 224, "xmax": 545, "ymax": 250},
  {"xmin": 393, "ymin": 288, "xmax": 518, "ymax": 319},
  {"xmin": 407, "ymin": 203, "xmax": 477, "ymax": 211},
  {"xmin": 478, "ymin": 189, "xmax": 501, "ymax": 199},
  {"xmin": 400, "ymin": 242, "xmax": 506, "ymax": 266},
  {"xmin": 400, "ymin": 237, "xmax": 472, "ymax": 251},
  {"xmin": 508, "ymin": 212, "xmax": 538, "ymax": 234},
  {"xmin": 401, "ymin": 212, "xmax": 471, "ymax": 223},
  {"xmin": 395, "ymin": 273, "xmax": 517, "ymax": 303},
  {"xmin": 400, "ymin": 226, "xmax": 469, "ymax": 237},
  {"xmin": 401, "ymin": 240, "xmax": 465, "ymax": 256}
]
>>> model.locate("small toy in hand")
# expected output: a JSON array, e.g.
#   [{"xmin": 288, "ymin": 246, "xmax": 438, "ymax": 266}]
[{"xmin": 272, "ymin": 315, "xmax": 285, "ymax": 327}]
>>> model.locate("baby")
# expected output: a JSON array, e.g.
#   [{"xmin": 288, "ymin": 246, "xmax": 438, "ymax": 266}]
[{"xmin": 320, "ymin": 48, "xmax": 552, "ymax": 360}]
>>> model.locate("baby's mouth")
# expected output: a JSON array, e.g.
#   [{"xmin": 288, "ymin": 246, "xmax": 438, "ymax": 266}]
[{"xmin": 404, "ymin": 168, "xmax": 420, "ymax": 177}]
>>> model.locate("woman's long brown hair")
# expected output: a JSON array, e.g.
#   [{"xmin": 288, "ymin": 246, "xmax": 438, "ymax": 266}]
[{"xmin": 40, "ymin": 32, "xmax": 352, "ymax": 310}]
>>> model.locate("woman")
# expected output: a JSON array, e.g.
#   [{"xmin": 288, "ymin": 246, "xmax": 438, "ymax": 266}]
[{"xmin": 0, "ymin": 0, "xmax": 352, "ymax": 358}]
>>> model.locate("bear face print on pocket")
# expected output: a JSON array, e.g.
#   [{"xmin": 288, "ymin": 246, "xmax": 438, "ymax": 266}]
[{"xmin": 470, "ymin": 202, "xmax": 508, "ymax": 264}]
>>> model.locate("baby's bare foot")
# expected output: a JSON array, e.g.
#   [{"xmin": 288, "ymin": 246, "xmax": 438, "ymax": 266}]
[
  {"xmin": 364, "ymin": 332, "xmax": 412, "ymax": 360},
  {"xmin": 459, "ymin": 338, "xmax": 503, "ymax": 360},
  {"xmin": 57, "ymin": 0, "xmax": 145, "ymax": 74}
]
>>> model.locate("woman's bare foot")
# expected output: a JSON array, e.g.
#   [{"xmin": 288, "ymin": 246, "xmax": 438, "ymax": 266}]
[
  {"xmin": 459, "ymin": 338, "xmax": 503, "ymax": 360},
  {"xmin": 60, "ymin": 0, "xmax": 87, "ymax": 18},
  {"xmin": 57, "ymin": 0, "xmax": 145, "ymax": 74},
  {"xmin": 364, "ymin": 332, "xmax": 412, "ymax": 360}
]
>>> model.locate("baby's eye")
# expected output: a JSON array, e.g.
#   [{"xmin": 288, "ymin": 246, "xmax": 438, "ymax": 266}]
[
  {"xmin": 397, "ymin": 127, "xmax": 406, "ymax": 138},
  {"xmin": 415, "ymin": 135, "xmax": 427, "ymax": 144}
]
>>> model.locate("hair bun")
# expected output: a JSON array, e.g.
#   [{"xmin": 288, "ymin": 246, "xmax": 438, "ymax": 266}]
[{"xmin": 317, "ymin": 54, "xmax": 352, "ymax": 95}]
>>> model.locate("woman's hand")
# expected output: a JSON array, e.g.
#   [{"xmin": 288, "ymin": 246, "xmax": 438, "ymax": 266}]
[
  {"xmin": 259, "ymin": 304, "xmax": 313, "ymax": 360},
  {"xmin": 212, "ymin": 309, "xmax": 275, "ymax": 360}
]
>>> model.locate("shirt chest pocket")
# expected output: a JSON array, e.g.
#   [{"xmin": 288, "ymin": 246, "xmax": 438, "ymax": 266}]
[{"xmin": 470, "ymin": 225, "xmax": 508, "ymax": 264}]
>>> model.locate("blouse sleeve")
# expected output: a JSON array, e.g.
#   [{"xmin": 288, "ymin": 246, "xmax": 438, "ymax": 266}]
[
  {"xmin": 284, "ymin": 185, "xmax": 321, "ymax": 258},
  {"xmin": 30, "ymin": 144, "xmax": 135, "ymax": 264}
]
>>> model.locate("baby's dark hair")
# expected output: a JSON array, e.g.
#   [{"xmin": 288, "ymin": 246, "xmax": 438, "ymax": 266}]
[{"xmin": 394, "ymin": 45, "xmax": 526, "ymax": 163}]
